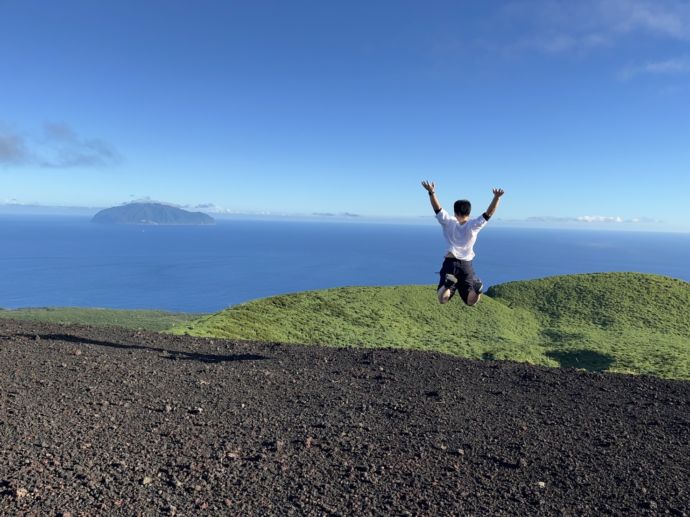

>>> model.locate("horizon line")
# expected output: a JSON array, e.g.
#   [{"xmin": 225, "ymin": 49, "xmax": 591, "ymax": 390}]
[{"xmin": 0, "ymin": 202, "xmax": 687, "ymax": 234}]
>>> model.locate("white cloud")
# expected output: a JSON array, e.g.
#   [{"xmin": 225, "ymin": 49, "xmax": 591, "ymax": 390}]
[
  {"xmin": 618, "ymin": 0, "xmax": 690, "ymax": 39},
  {"xmin": 40, "ymin": 123, "xmax": 121, "ymax": 168},
  {"xmin": 186, "ymin": 203, "xmax": 237, "ymax": 214},
  {"xmin": 124, "ymin": 197, "xmax": 181, "ymax": 207},
  {"xmin": 503, "ymin": 0, "xmax": 690, "ymax": 54},
  {"xmin": 645, "ymin": 57, "xmax": 690, "ymax": 73},
  {"xmin": 576, "ymin": 215, "xmax": 624, "ymax": 223},
  {"xmin": 0, "ymin": 122, "xmax": 120, "ymax": 169},
  {"xmin": 621, "ymin": 56, "xmax": 690, "ymax": 79},
  {"xmin": 527, "ymin": 215, "xmax": 657, "ymax": 224}
]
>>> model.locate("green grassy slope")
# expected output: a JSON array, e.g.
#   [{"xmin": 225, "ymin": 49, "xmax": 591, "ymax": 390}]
[
  {"xmin": 0, "ymin": 307, "xmax": 201, "ymax": 332},
  {"xmin": 174, "ymin": 285, "xmax": 543, "ymax": 361},
  {"xmin": 488, "ymin": 273, "xmax": 690, "ymax": 335},
  {"xmin": 173, "ymin": 273, "xmax": 690, "ymax": 380},
  {"xmin": 487, "ymin": 273, "xmax": 690, "ymax": 379}
]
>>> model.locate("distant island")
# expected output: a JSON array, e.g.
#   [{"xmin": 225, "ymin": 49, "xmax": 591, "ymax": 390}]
[{"xmin": 92, "ymin": 203, "xmax": 215, "ymax": 225}]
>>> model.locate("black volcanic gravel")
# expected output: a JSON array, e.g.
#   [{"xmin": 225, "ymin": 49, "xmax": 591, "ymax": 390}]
[{"xmin": 1, "ymin": 320, "xmax": 689, "ymax": 515}]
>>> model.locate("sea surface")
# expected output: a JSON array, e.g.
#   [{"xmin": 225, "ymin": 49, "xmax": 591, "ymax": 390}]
[{"xmin": 1, "ymin": 216, "xmax": 689, "ymax": 313}]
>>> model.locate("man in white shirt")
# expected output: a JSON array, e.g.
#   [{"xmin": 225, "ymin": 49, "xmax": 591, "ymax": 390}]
[{"xmin": 421, "ymin": 181, "xmax": 504, "ymax": 306}]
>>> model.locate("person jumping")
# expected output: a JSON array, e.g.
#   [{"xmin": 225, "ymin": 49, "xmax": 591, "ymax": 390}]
[{"xmin": 421, "ymin": 181, "xmax": 504, "ymax": 306}]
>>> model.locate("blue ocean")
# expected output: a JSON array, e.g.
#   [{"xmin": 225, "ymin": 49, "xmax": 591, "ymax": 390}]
[{"xmin": 1, "ymin": 216, "xmax": 689, "ymax": 313}]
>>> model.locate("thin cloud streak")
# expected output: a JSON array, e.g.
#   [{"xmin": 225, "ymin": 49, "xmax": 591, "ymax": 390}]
[
  {"xmin": 40, "ymin": 123, "xmax": 121, "ymax": 168},
  {"xmin": 0, "ymin": 122, "xmax": 121, "ymax": 169},
  {"xmin": 501, "ymin": 0, "xmax": 690, "ymax": 54},
  {"xmin": 619, "ymin": 56, "xmax": 690, "ymax": 79},
  {"xmin": 527, "ymin": 215, "xmax": 660, "ymax": 224}
]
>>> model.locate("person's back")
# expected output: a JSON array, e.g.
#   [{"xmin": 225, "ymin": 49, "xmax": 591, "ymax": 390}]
[
  {"xmin": 421, "ymin": 181, "xmax": 504, "ymax": 306},
  {"xmin": 435, "ymin": 207, "xmax": 487, "ymax": 261}
]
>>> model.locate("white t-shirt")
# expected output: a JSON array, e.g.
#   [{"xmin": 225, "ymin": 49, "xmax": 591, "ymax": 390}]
[{"xmin": 435, "ymin": 208, "xmax": 489, "ymax": 260}]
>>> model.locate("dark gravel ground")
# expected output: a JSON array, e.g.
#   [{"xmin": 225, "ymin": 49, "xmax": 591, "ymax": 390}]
[{"xmin": 1, "ymin": 320, "xmax": 689, "ymax": 516}]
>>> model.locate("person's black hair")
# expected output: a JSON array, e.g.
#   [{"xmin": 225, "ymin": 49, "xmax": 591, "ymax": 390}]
[{"xmin": 454, "ymin": 200, "xmax": 471, "ymax": 217}]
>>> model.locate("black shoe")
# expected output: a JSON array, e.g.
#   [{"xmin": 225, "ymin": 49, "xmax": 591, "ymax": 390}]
[
  {"xmin": 466, "ymin": 289, "xmax": 480, "ymax": 306},
  {"xmin": 474, "ymin": 281, "xmax": 484, "ymax": 294},
  {"xmin": 444, "ymin": 274, "xmax": 458, "ymax": 289}
]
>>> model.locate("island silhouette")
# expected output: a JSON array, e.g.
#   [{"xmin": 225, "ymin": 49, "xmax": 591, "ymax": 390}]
[{"xmin": 92, "ymin": 202, "xmax": 214, "ymax": 225}]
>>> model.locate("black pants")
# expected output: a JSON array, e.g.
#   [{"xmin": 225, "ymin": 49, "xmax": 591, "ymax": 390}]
[{"xmin": 437, "ymin": 257, "xmax": 481, "ymax": 305}]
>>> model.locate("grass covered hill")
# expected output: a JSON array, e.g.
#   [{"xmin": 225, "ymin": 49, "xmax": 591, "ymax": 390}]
[
  {"xmin": 0, "ymin": 307, "xmax": 200, "ymax": 332},
  {"xmin": 173, "ymin": 273, "xmax": 690, "ymax": 380}
]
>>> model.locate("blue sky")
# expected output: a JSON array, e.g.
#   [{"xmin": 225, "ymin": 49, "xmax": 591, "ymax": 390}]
[{"xmin": 1, "ymin": 0, "xmax": 689, "ymax": 230}]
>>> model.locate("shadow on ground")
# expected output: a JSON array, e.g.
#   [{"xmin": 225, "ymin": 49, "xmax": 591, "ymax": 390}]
[
  {"xmin": 21, "ymin": 333, "xmax": 269, "ymax": 364},
  {"xmin": 546, "ymin": 349, "xmax": 615, "ymax": 373}
]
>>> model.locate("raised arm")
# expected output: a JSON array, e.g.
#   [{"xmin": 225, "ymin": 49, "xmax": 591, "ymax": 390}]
[
  {"xmin": 421, "ymin": 180, "xmax": 442, "ymax": 214},
  {"xmin": 485, "ymin": 188, "xmax": 505, "ymax": 218}
]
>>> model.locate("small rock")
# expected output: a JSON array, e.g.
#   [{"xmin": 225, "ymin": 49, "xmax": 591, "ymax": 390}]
[
  {"xmin": 142, "ymin": 476, "xmax": 154, "ymax": 485},
  {"xmin": 165, "ymin": 405, "xmax": 173, "ymax": 413},
  {"xmin": 15, "ymin": 487, "xmax": 29, "ymax": 498},
  {"xmin": 537, "ymin": 481, "xmax": 546, "ymax": 489},
  {"xmin": 189, "ymin": 407, "xmax": 203, "ymax": 414}
]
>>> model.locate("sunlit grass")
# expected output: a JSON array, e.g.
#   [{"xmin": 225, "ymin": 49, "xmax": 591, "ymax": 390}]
[
  {"xmin": 0, "ymin": 307, "xmax": 200, "ymax": 332},
  {"xmin": 172, "ymin": 273, "xmax": 690, "ymax": 381},
  {"xmin": 3, "ymin": 273, "xmax": 687, "ymax": 380}
]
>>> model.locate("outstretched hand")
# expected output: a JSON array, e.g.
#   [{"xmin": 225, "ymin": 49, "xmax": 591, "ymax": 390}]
[
  {"xmin": 492, "ymin": 188, "xmax": 505, "ymax": 198},
  {"xmin": 422, "ymin": 181, "xmax": 436, "ymax": 193}
]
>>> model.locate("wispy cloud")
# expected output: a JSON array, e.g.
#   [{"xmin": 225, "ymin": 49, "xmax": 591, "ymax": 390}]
[
  {"xmin": 528, "ymin": 215, "xmax": 659, "ymax": 224},
  {"xmin": 620, "ymin": 56, "xmax": 690, "ymax": 79},
  {"xmin": 0, "ymin": 129, "xmax": 31, "ymax": 165},
  {"xmin": 40, "ymin": 123, "xmax": 121, "ymax": 168},
  {"xmin": 576, "ymin": 215, "xmax": 625, "ymax": 223},
  {"xmin": 185, "ymin": 203, "xmax": 236, "ymax": 214},
  {"xmin": 0, "ymin": 122, "xmax": 121, "ymax": 168},
  {"xmin": 124, "ymin": 196, "xmax": 176, "ymax": 206},
  {"xmin": 502, "ymin": 0, "xmax": 690, "ymax": 54}
]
